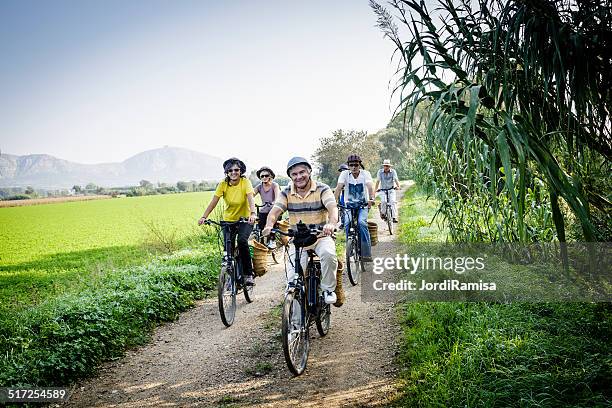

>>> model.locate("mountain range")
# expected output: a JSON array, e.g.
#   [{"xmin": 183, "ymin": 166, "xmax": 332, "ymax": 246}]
[{"xmin": 0, "ymin": 147, "xmax": 225, "ymax": 189}]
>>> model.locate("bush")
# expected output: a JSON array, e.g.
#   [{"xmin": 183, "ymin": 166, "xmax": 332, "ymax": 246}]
[
  {"xmin": 0, "ymin": 248, "xmax": 219, "ymax": 387},
  {"xmin": 5, "ymin": 194, "xmax": 31, "ymax": 201}
]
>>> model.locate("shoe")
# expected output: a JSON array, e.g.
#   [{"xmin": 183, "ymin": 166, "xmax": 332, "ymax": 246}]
[
  {"xmin": 244, "ymin": 275, "xmax": 255, "ymax": 286},
  {"xmin": 266, "ymin": 240, "xmax": 277, "ymax": 250},
  {"xmin": 381, "ymin": 214, "xmax": 387, "ymax": 221},
  {"xmin": 361, "ymin": 256, "xmax": 373, "ymax": 262},
  {"xmin": 324, "ymin": 291, "xmax": 337, "ymax": 305},
  {"xmin": 393, "ymin": 219, "xmax": 399, "ymax": 223}
]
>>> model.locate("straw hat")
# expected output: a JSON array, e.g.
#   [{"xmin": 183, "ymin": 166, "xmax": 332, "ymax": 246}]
[{"xmin": 382, "ymin": 159, "xmax": 393, "ymax": 167}]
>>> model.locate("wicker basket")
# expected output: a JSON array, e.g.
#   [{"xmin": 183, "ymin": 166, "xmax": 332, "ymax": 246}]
[
  {"xmin": 334, "ymin": 260, "xmax": 345, "ymax": 307},
  {"xmin": 276, "ymin": 219, "xmax": 291, "ymax": 246},
  {"xmin": 367, "ymin": 221, "xmax": 378, "ymax": 246},
  {"xmin": 251, "ymin": 240, "xmax": 270, "ymax": 277}
]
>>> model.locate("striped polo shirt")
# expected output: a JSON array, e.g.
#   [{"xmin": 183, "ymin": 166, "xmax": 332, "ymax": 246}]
[{"xmin": 273, "ymin": 179, "xmax": 336, "ymax": 228}]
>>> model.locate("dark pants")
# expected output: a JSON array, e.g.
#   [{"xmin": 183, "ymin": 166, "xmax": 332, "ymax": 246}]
[
  {"xmin": 257, "ymin": 212, "xmax": 269, "ymax": 231},
  {"xmin": 257, "ymin": 212, "xmax": 276, "ymax": 243},
  {"xmin": 223, "ymin": 223, "xmax": 254, "ymax": 277}
]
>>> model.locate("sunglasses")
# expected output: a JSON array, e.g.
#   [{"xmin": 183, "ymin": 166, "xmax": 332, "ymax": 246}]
[
  {"xmin": 260, "ymin": 174, "xmax": 271, "ymax": 178},
  {"xmin": 348, "ymin": 163, "xmax": 360, "ymax": 167},
  {"xmin": 228, "ymin": 168, "xmax": 241, "ymax": 173}
]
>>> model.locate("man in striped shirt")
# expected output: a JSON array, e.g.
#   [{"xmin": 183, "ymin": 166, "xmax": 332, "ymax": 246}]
[{"xmin": 263, "ymin": 157, "xmax": 339, "ymax": 304}]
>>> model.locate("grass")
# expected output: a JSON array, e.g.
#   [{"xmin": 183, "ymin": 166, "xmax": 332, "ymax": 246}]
[
  {"xmin": 0, "ymin": 192, "xmax": 214, "ymax": 312},
  {"xmin": 393, "ymin": 185, "xmax": 612, "ymax": 407}
]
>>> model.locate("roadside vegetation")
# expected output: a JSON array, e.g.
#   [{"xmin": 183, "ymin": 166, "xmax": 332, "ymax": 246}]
[
  {"xmin": 0, "ymin": 192, "xmax": 224, "ymax": 386},
  {"xmin": 394, "ymin": 187, "xmax": 611, "ymax": 407},
  {"xmin": 368, "ymin": 2, "xmax": 611, "ymax": 405}
]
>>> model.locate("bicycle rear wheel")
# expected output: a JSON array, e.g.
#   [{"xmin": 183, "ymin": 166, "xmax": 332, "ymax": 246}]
[
  {"xmin": 218, "ymin": 265, "xmax": 236, "ymax": 327},
  {"xmin": 282, "ymin": 291, "xmax": 309, "ymax": 375},
  {"xmin": 316, "ymin": 304, "xmax": 331, "ymax": 337},
  {"xmin": 238, "ymin": 260, "xmax": 254, "ymax": 303},
  {"xmin": 346, "ymin": 237, "xmax": 361, "ymax": 286}
]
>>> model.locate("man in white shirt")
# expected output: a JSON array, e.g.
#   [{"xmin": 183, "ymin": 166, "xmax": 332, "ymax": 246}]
[
  {"xmin": 374, "ymin": 159, "xmax": 401, "ymax": 223},
  {"xmin": 334, "ymin": 154, "xmax": 375, "ymax": 261}
]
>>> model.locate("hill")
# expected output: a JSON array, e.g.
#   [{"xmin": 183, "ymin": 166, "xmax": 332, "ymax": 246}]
[{"xmin": 0, "ymin": 147, "xmax": 224, "ymax": 188}]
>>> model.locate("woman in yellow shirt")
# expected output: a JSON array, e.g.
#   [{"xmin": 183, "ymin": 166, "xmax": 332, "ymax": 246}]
[{"xmin": 199, "ymin": 158, "xmax": 257, "ymax": 285}]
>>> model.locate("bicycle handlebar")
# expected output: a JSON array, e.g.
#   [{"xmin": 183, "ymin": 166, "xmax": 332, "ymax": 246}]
[
  {"xmin": 337, "ymin": 203, "xmax": 368, "ymax": 210},
  {"xmin": 255, "ymin": 202, "xmax": 273, "ymax": 208},
  {"xmin": 270, "ymin": 224, "xmax": 324, "ymax": 237},
  {"xmin": 203, "ymin": 218, "xmax": 249, "ymax": 227}
]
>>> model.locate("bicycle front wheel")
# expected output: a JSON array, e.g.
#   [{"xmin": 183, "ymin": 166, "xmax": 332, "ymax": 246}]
[
  {"xmin": 282, "ymin": 291, "xmax": 309, "ymax": 375},
  {"xmin": 386, "ymin": 208, "xmax": 393, "ymax": 235},
  {"xmin": 218, "ymin": 265, "xmax": 236, "ymax": 327},
  {"xmin": 346, "ymin": 237, "xmax": 361, "ymax": 286}
]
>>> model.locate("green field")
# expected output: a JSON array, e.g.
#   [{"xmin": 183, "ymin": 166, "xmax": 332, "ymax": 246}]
[{"xmin": 0, "ymin": 192, "xmax": 214, "ymax": 311}]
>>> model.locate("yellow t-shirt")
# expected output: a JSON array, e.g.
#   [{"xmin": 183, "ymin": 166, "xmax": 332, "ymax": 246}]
[{"xmin": 214, "ymin": 178, "xmax": 254, "ymax": 221}]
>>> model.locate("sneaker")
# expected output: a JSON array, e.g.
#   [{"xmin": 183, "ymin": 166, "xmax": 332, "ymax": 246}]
[
  {"xmin": 324, "ymin": 291, "xmax": 337, "ymax": 305},
  {"xmin": 361, "ymin": 256, "xmax": 373, "ymax": 262},
  {"xmin": 266, "ymin": 240, "xmax": 277, "ymax": 250},
  {"xmin": 393, "ymin": 219, "xmax": 399, "ymax": 223},
  {"xmin": 381, "ymin": 214, "xmax": 387, "ymax": 221},
  {"xmin": 244, "ymin": 275, "xmax": 255, "ymax": 286}
]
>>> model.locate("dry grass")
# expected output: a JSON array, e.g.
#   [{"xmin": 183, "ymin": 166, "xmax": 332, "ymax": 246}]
[{"xmin": 0, "ymin": 194, "xmax": 111, "ymax": 207}]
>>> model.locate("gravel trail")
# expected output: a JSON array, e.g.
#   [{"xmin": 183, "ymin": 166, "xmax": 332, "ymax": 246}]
[{"xmin": 64, "ymin": 184, "xmax": 411, "ymax": 407}]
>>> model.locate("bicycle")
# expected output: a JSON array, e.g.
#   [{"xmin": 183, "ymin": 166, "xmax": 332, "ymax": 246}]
[
  {"xmin": 271, "ymin": 222, "xmax": 333, "ymax": 375},
  {"xmin": 203, "ymin": 218, "xmax": 254, "ymax": 327},
  {"xmin": 378, "ymin": 187, "xmax": 396, "ymax": 235},
  {"xmin": 250, "ymin": 202, "xmax": 285, "ymax": 264},
  {"xmin": 338, "ymin": 203, "xmax": 368, "ymax": 286}
]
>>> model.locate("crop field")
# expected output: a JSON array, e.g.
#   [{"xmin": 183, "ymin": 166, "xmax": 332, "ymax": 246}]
[{"xmin": 0, "ymin": 192, "xmax": 215, "ymax": 311}]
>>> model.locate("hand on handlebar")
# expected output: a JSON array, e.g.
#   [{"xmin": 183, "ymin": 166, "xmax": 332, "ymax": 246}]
[
  {"xmin": 322, "ymin": 223, "xmax": 336, "ymax": 237},
  {"xmin": 262, "ymin": 226, "xmax": 272, "ymax": 237},
  {"xmin": 248, "ymin": 213, "xmax": 257, "ymax": 225},
  {"xmin": 198, "ymin": 216, "xmax": 207, "ymax": 225}
]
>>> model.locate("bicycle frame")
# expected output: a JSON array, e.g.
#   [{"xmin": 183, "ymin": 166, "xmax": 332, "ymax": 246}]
[
  {"xmin": 273, "ymin": 222, "xmax": 331, "ymax": 375},
  {"xmin": 275, "ymin": 225, "xmax": 327, "ymax": 318},
  {"xmin": 338, "ymin": 203, "xmax": 367, "ymax": 259},
  {"xmin": 207, "ymin": 220, "xmax": 247, "ymax": 290},
  {"xmin": 379, "ymin": 188, "xmax": 395, "ymax": 219}
]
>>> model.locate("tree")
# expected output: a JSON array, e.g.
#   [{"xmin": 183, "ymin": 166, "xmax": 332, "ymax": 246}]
[
  {"xmin": 72, "ymin": 185, "xmax": 82, "ymax": 194},
  {"xmin": 24, "ymin": 186, "xmax": 35, "ymax": 195},
  {"xmin": 371, "ymin": 0, "xmax": 611, "ymax": 243},
  {"xmin": 312, "ymin": 129, "xmax": 381, "ymax": 186},
  {"xmin": 176, "ymin": 181, "xmax": 189, "ymax": 192},
  {"xmin": 139, "ymin": 180, "xmax": 154, "ymax": 190},
  {"xmin": 85, "ymin": 183, "xmax": 97, "ymax": 191}
]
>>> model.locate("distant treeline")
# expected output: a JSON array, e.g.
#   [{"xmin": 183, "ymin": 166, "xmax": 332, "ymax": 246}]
[{"xmin": 1, "ymin": 174, "xmax": 291, "ymax": 201}]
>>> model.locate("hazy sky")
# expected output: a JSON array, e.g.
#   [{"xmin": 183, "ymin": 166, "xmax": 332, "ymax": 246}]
[{"xmin": 0, "ymin": 0, "xmax": 397, "ymax": 174}]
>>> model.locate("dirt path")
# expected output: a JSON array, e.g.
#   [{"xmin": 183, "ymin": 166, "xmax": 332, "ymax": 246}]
[{"xmin": 64, "ymin": 184, "xmax": 411, "ymax": 408}]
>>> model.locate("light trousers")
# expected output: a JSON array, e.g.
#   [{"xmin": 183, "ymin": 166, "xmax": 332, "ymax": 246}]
[
  {"xmin": 379, "ymin": 189, "xmax": 397, "ymax": 219},
  {"xmin": 285, "ymin": 236, "xmax": 337, "ymax": 293}
]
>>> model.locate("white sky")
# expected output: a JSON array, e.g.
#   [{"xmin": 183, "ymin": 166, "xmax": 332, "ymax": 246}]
[{"xmin": 0, "ymin": 0, "xmax": 398, "ymax": 174}]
